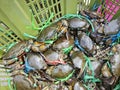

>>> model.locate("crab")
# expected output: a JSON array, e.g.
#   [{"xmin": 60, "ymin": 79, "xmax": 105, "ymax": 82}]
[
  {"xmin": 1, "ymin": 39, "xmax": 33, "ymax": 60},
  {"xmin": 31, "ymin": 19, "xmax": 69, "ymax": 53}
]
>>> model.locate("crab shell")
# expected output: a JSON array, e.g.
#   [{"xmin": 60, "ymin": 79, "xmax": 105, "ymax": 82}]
[
  {"xmin": 104, "ymin": 18, "xmax": 120, "ymax": 35},
  {"xmin": 70, "ymin": 51, "xmax": 86, "ymax": 77},
  {"xmin": 51, "ymin": 64, "xmax": 73, "ymax": 78},
  {"xmin": 78, "ymin": 33, "xmax": 94, "ymax": 54},
  {"xmin": 69, "ymin": 18, "xmax": 90, "ymax": 34},
  {"xmin": 43, "ymin": 48, "xmax": 67, "ymax": 64},
  {"xmin": 44, "ymin": 49, "xmax": 60, "ymax": 61},
  {"xmin": 91, "ymin": 60, "xmax": 103, "ymax": 76},
  {"xmin": 37, "ymin": 26, "xmax": 57, "ymax": 42},
  {"xmin": 52, "ymin": 34, "xmax": 74, "ymax": 51},
  {"xmin": 2, "ymin": 40, "xmax": 33, "ymax": 60},
  {"xmin": 68, "ymin": 18, "xmax": 88, "ymax": 30},
  {"xmin": 26, "ymin": 52, "xmax": 47, "ymax": 70}
]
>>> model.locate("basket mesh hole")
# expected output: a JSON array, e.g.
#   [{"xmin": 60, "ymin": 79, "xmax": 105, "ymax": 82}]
[
  {"xmin": 14, "ymin": 40, "xmax": 17, "ymax": 42},
  {"xmin": 53, "ymin": 0, "xmax": 56, "ymax": 4},
  {"xmin": 58, "ymin": 3, "xmax": 61, "ymax": 12},
  {"xmin": 11, "ymin": 33, "xmax": 17, "ymax": 37},
  {"xmin": 56, "ymin": 15, "xmax": 59, "ymax": 18},
  {"xmin": 17, "ymin": 38, "xmax": 21, "ymax": 40},
  {"xmin": 51, "ymin": 8, "xmax": 54, "ymax": 12},
  {"xmin": 54, "ymin": 5, "xmax": 58, "ymax": 13},
  {"xmin": 9, "ymin": 31, "xmax": 17, "ymax": 37},
  {"xmin": 5, "ymin": 33, "xmax": 15, "ymax": 41},
  {"xmin": 39, "ymin": 1, "xmax": 43, "ymax": 9},
  {"xmin": 60, "ymin": 13, "xmax": 62, "ymax": 17},
  {"xmin": 25, "ymin": 0, "xmax": 29, "ymax": 3}
]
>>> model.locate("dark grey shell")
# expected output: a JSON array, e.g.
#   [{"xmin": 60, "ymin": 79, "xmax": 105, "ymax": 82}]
[
  {"xmin": 79, "ymin": 33, "xmax": 94, "ymax": 53},
  {"xmin": 37, "ymin": 26, "xmax": 57, "ymax": 42},
  {"xmin": 104, "ymin": 19, "xmax": 120, "ymax": 35},
  {"xmin": 91, "ymin": 60, "xmax": 103, "ymax": 76},
  {"xmin": 27, "ymin": 52, "xmax": 47, "ymax": 70},
  {"xmin": 52, "ymin": 64, "xmax": 73, "ymax": 78},
  {"xmin": 68, "ymin": 18, "xmax": 87, "ymax": 30}
]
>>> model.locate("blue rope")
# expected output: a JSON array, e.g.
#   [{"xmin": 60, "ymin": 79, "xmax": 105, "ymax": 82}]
[
  {"xmin": 102, "ymin": 31, "xmax": 120, "ymax": 46},
  {"xmin": 24, "ymin": 57, "xmax": 35, "ymax": 73},
  {"xmin": 74, "ymin": 37, "xmax": 84, "ymax": 52},
  {"xmin": 110, "ymin": 31, "xmax": 120, "ymax": 43}
]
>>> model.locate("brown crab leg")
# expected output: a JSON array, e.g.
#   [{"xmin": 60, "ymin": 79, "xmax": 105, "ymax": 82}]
[{"xmin": 3, "ymin": 58, "xmax": 18, "ymax": 65}]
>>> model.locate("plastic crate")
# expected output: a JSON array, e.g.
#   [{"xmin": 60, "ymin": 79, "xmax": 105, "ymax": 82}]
[
  {"xmin": 97, "ymin": 0, "xmax": 120, "ymax": 21},
  {"xmin": 0, "ymin": 0, "xmax": 119, "ymax": 53},
  {"xmin": 0, "ymin": 0, "xmax": 120, "ymax": 90}
]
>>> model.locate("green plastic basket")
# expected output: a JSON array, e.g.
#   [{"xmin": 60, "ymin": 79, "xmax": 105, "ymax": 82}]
[{"xmin": 0, "ymin": 0, "xmax": 120, "ymax": 89}]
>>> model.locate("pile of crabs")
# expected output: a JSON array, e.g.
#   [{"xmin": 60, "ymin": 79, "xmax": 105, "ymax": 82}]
[{"xmin": 1, "ymin": 11, "xmax": 120, "ymax": 90}]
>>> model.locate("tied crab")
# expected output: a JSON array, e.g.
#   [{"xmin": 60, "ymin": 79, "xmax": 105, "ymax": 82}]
[
  {"xmin": 32, "ymin": 19, "xmax": 69, "ymax": 53},
  {"xmin": 24, "ymin": 52, "xmax": 47, "ymax": 73},
  {"xmin": 70, "ymin": 51, "xmax": 86, "ymax": 78},
  {"xmin": 68, "ymin": 17, "xmax": 90, "ymax": 35},
  {"xmin": 78, "ymin": 32, "xmax": 94, "ymax": 55},
  {"xmin": 67, "ymin": 17, "xmax": 95, "ymax": 56},
  {"xmin": 1, "ymin": 39, "xmax": 33, "ymax": 60},
  {"xmin": 37, "ymin": 19, "xmax": 68, "ymax": 42}
]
